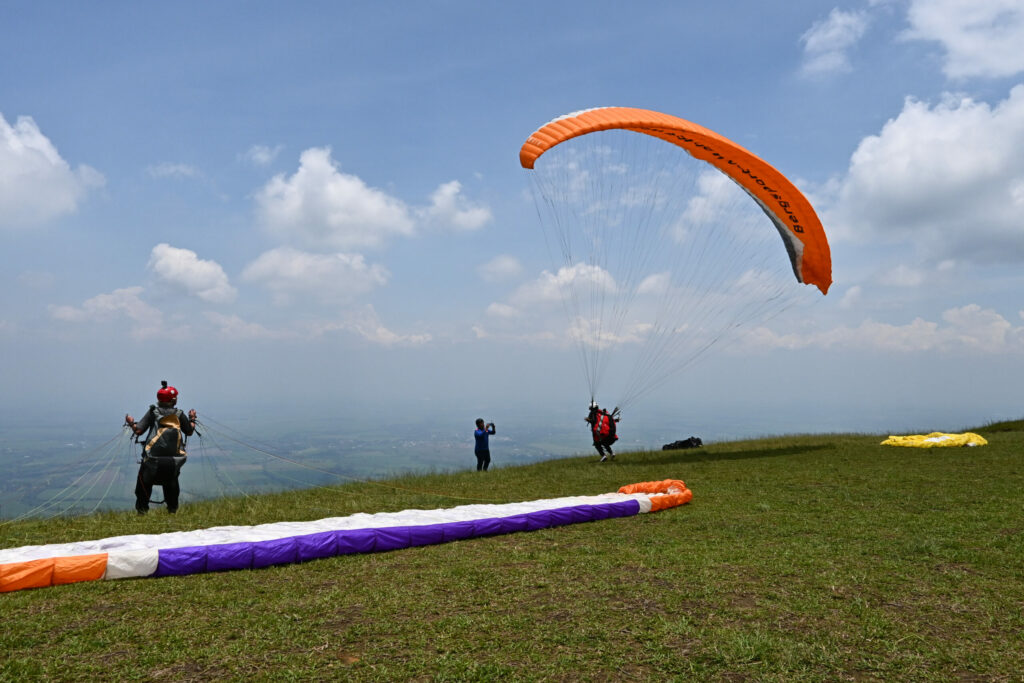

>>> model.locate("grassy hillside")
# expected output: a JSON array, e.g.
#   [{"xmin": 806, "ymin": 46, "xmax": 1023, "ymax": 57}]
[{"xmin": 2, "ymin": 425, "xmax": 1023, "ymax": 681}]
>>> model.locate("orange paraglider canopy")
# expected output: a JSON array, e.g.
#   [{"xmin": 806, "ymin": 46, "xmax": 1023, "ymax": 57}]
[
  {"xmin": 618, "ymin": 479, "xmax": 693, "ymax": 511},
  {"xmin": 520, "ymin": 107, "xmax": 831, "ymax": 294}
]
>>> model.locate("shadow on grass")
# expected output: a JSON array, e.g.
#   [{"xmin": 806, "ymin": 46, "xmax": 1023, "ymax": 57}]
[{"xmin": 625, "ymin": 443, "xmax": 835, "ymax": 467}]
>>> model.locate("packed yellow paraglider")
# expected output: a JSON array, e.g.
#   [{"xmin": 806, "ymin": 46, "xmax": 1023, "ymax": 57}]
[{"xmin": 881, "ymin": 432, "xmax": 988, "ymax": 448}]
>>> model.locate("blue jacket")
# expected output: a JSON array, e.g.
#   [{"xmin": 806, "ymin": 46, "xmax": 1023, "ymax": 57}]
[{"xmin": 474, "ymin": 424, "xmax": 495, "ymax": 452}]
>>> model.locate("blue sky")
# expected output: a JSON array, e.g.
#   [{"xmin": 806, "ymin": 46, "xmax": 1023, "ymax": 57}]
[{"xmin": 3, "ymin": 1, "xmax": 1024, "ymax": 434}]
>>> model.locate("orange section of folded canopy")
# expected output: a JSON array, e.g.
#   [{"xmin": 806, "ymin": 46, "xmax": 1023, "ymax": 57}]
[
  {"xmin": 0, "ymin": 553, "xmax": 107, "ymax": 592},
  {"xmin": 520, "ymin": 107, "xmax": 831, "ymax": 294},
  {"xmin": 649, "ymin": 489, "xmax": 693, "ymax": 511},
  {"xmin": 53, "ymin": 554, "xmax": 108, "ymax": 585},
  {"xmin": 618, "ymin": 479, "xmax": 688, "ymax": 495},
  {"xmin": 618, "ymin": 479, "xmax": 693, "ymax": 510}
]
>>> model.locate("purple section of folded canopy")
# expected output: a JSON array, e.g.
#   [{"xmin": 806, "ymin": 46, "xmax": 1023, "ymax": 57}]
[
  {"xmin": 295, "ymin": 530, "xmax": 337, "ymax": 561},
  {"xmin": 155, "ymin": 498, "xmax": 640, "ymax": 577},
  {"xmin": 206, "ymin": 542, "xmax": 251, "ymax": 572}
]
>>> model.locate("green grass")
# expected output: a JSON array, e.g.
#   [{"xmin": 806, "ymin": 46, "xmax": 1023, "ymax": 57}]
[{"xmin": 2, "ymin": 423, "xmax": 1023, "ymax": 681}]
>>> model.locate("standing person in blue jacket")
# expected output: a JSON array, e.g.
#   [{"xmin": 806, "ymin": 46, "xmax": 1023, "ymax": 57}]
[{"xmin": 473, "ymin": 418, "xmax": 496, "ymax": 471}]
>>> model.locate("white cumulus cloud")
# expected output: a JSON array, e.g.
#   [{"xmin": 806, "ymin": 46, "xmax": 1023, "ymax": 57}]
[
  {"xmin": 254, "ymin": 148, "xmax": 492, "ymax": 251},
  {"xmin": 241, "ymin": 144, "xmax": 283, "ymax": 167},
  {"xmin": 147, "ymin": 163, "xmax": 199, "ymax": 179},
  {"xmin": 671, "ymin": 171, "xmax": 760, "ymax": 242},
  {"xmin": 800, "ymin": 8, "xmax": 870, "ymax": 77},
  {"xmin": 343, "ymin": 305, "xmax": 433, "ymax": 346},
  {"xmin": 486, "ymin": 302, "xmax": 521, "ymax": 318},
  {"xmin": 941, "ymin": 303, "xmax": 1015, "ymax": 351},
  {"xmin": 255, "ymin": 147, "xmax": 415, "ymax": 251},
  {"xmin": 241, "ymin": 246, "xmax": 389, "ymax": 303},
  {"xmin": 204, "ymin": 312, "xmax": 281, "ymax": 340},
  {"xmin": 566, "ymin": 317, "xmax": 652, "ymax": 349},
  {"xmin": 0, "ymin": 114, "xmax": 104, "ymax": 229},
  {"xmin": 307, "ymin": 305, "xmax": 431, "ymax": 346},
  {"xmin": 418, "ymin": 180, "xmax": 492, "ymax": 231},
  {"xmin": 745, "ymin": 304, "xmax": 1024, "ymax": 353},
  {"xmin": 637, "ymin": 272, "xmax": 671, "ymax": 296},
  {"xmin": 903, "ymin": 0, "xmax": 1024, "ymax": 79},
  {"xmin": 477, "ymin": 254, "xmax": 523, "ymax": 283},
  {"xmin": 49, "ymin": 286, "xmax": 163, "ymax": 340},
  {"xmin": 877, "ymin": 264, "xmax": 926, "ymax": 288},
  {"xmin": 508, "ymin": 264, "xmax": 617, "ymax": 308},
  {"xmin": 482, "ymin": 264, "xmax": 631, "ymax": 348},
  {"xmin": 823, "ymin": 85, "xmax": 1024, "ymax": 263},
  {"xmin": 839, "ymin": 285, "xmax": 863, "ymax": 309},
  {"xmin": 148, "ymin": 243, "xmax": 237, "ymax": 303}
]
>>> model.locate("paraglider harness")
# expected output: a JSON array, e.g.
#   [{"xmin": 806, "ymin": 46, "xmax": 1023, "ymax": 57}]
[
  {"xmin": 587, "ymin": 404, "xmax": 620, "ymax": 443},
  {"xmin": 134, "ymin": 405, "xmax": 195, "ymax": 504}
]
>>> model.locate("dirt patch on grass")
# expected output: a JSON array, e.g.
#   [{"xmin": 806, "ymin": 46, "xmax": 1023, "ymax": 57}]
[
  {"xmin": 729, "ymin": 593, "xmax": 758, "ymax": 610},
  {"xmin": 934, "ymin": 562, "xmax": 980, "ymax": 575},
  {"xmin": 536, "ymin": 608, "xmax": 575, "ymax": 623},
  {"xmin": 608, "ymin": 595, "xmax": 668, "ymax": 615},
  {"xmin": 323, "ymin": 604, "xmax": 368, "ymax": 630},
  {"xmin": 148, "ymin": 660, "xmax": 232, "ymax": 682}
]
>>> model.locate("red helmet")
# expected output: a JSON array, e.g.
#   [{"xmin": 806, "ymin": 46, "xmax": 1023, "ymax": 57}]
[{"xmin": 156, "ymin": 381, "xmax": 178, "ymax": 403}]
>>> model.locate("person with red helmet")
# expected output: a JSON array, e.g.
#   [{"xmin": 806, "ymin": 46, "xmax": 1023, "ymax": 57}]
[
  {"xmin": 125, "ymin": 381, "xmax": 197, "ymax": 514},
  {"xmin": 585, "ymin": 402, "xmax": 620, "ymax": 462}
]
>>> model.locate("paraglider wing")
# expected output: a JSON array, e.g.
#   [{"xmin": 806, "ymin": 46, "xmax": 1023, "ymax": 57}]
[
  {"xmin": 0, "ymin": 480, "xmax": 691, "ymax": 592},
  {"xmin": 520, "ymin": 107, "xmax": 831, "ymax": 294}
]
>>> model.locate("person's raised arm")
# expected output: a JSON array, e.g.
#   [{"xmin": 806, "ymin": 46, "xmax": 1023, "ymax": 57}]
[
  {"xmin": 181, "ymin": 408, "xmax": 198, "ymax": 435},
  {"xmin": 124, "ymin": 414, "xmax": 142, "ymax": 436}
]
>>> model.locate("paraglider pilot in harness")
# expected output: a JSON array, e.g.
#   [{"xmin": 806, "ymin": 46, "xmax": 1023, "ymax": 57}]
[
  {"xmin": 125, "ymin": 381, "xmax": 197, "ymax": 514},
  {"xmin": 586, "ymin": 402, "xmax": 620, "ymax": 462}
]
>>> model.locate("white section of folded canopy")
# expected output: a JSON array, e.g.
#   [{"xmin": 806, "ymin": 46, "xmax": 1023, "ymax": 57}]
[{"xmin": 0, "ymin": 491, "xmax": 654, "ymax": 566}]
